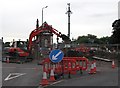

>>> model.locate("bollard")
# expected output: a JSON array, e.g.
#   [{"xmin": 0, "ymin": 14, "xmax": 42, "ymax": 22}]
[{"xmin": 68, "ymin": 72, "xmax": 71, "ymax": 78}]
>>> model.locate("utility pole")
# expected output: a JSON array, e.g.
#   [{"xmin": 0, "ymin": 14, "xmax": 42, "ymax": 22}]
[
  {"xmin": 118, "ymin": 1, "xmax": 120, "ymax": 19},
  {"xmin": 66, "ymin": 3, "xmax": 72, "ymax": 39}
]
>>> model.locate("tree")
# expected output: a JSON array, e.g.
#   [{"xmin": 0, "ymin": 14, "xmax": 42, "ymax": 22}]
[
  {"xmin": 76, "ymin": 34, "xmax": 98, "ymax": 44},
  {"xmin": 110, "ymin": 19, "xmax": 120, "ymax": 44},
  {"xmin": 73, "ymin": 34, "xmax": 110, "ymax": 44},
  {"xmin": 77, "ymin": 35, "xmax": 89, "ymax": 43},
  {"xmin": 87, "ymin": 34, "xmax": 97, "ymax": 44},
  {"xmin": 4, "ymin": 42, "xmax": 10, "ymax": 47},
  {"xmin": 99, "ymin": 36, "xmax": 110, "ymax": 44}
]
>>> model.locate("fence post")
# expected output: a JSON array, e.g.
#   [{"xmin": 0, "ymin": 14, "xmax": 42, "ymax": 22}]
[
  {"xmin": 80, "ymin": 69, "xmax": 83, "ymax": 74},
  {"xmin": 62, "ymin": 60, "xmax": 64, "ymax": 79}
]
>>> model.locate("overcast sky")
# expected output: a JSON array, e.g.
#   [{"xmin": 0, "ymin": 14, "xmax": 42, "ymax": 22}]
[{"xmin": 1, "ymin": 0, "xmax": 119, "ymax": 42}]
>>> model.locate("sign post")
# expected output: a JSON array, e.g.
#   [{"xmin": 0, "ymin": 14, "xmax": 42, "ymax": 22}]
[{"xmin": 49, "ymin": 49, "xmax": 64, "ymax": 79}]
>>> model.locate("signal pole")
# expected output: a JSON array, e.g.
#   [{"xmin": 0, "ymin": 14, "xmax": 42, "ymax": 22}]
[{"xmin": 66, "ymin": 3, "xmax": 72, "ymax": 39}]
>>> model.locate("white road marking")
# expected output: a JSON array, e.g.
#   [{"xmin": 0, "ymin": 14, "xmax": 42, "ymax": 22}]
[
  {"xmin": 1, "ymin": 67, "xmax": 39, "ymax": 70},
  {"xmin": 52, "ymin": 51, "xmax": 62, "ymax": 60},
  {"xmin": 4, "ymin": 73, "xmax": 26, "ymax": 81},
  {"xmin": 41, "ymin": 80, "xmax": 64, "ymax": 88},
  {"xmin": 50, "ymin": 80, "xmax": 64, "ymax": 85},
  {"xmin": 0, "ymin": 67, "xmax": 16, "ymax": 69},
  {"xmin": 93, "ymin": 56, "xmax": 111, "ymax": 62}
]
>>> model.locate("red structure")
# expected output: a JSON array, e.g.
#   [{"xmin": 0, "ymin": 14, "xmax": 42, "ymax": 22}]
[
  {"xmin": 5, "ymin": 19, "xmax": 70, "ymax": 62},
  {"xmin": 28, "ymin": 19, "xmax": 70, "ymax": 59}
]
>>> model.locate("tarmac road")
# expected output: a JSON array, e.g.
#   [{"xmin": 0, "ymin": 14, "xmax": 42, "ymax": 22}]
[
  {"xmin": 43, "ymin": 60, "xmax": 119, "ymax": 87},
  {"xmin": 50, "ymin": 68, "xmax": 118, "ymax": 86},
  {"xmin": 2, "ymin": 60, "xmax": 43, "ymax": 87},
  {"xmin": 1, "ymin": 59, "xmax": 119, "ymax": 88}
]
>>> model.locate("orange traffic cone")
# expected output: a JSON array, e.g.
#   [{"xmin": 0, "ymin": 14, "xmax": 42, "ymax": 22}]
[
  {"xmin": 93, "ymin": 61, "xmax": 96, "ymax": 73},
  {"xmin": 89, "ymin": 62, "xmax": 94, "ymax": 74},
  {"xmin": 40, "ymin": 71, "xmax": 49, "ymax": 86},
  {"xmin": 49, "ymin": 69, "xmax": 56, "ymax": 82},
  {"xmin": 6, "ymin": 57, "xmax": 10, "ymax": 63},
  {"xmin": 112, "ymin": 60, "xmax": 115, "ymax": 68}
]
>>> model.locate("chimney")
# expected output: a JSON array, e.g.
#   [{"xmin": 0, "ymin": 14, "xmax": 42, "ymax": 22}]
[{"xmin": 36, "ymin": 19, "xmax": 39, "ymax": 29}]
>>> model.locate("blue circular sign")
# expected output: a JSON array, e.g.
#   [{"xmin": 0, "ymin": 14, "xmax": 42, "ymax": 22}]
[{"xmin": 49, "ymin": 49, "xmax": 64, "ymax": 63}]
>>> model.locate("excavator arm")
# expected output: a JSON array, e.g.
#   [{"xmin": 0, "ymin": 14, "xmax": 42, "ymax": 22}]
[{"xmin": 28, "ymin": 22, "xmax": 70, "ymax": 51}]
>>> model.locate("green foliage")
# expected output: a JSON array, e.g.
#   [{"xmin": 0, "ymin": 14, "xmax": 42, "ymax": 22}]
[
  {"xmin": 99, "ymin": 36, "xmax": 110, "ymax": 44},
  {"xmin": 4, "ymin": 42, "xmax": 10, "ymax": 47},
  {"xmin": 110, "ymin": 19, "xmax": 120, "ymax": 44},
  {"xmin": 77, "ymin": 35, "xmax": 89, "ymax": 43},
  {"xmin": 73, "ymin": 34, "xmax": 110, "ymax": 44},
  {"xmin": 73, "ymin": 19, "xmax": 120, "ymax": 44}
]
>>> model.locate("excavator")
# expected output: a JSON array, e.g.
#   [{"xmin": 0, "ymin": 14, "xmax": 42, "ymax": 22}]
[
  {"xmin": 28, "ymin": 21, "xmax": 70, "ymax": 51},
  {"xmin": 5, "ymin": 21, "xmax": 70, "ymax": 63}
]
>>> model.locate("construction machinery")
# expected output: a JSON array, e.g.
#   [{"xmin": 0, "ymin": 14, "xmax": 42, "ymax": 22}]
[
  {"xmin": 3, "ymin": 40, "xmax": 32, "ymax": 63},
  {"xmin": 28, "ymin": 21, "xmax": 70, "ymax": 51},
  {"xmin": 4, "ymin": 21, "xmax": 70, "ymax": 63}
]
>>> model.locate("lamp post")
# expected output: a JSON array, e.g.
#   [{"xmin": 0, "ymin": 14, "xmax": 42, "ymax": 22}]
[{"xmin": 42, "ymin": 6, "xmax": 48, "ymax": 25}]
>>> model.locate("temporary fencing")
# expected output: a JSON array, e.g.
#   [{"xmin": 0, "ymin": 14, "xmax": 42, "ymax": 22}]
[
  {"xmin": 40, "ymin": 57, "xmax": 99, "ymax": 86},
  {"xmin": 41, "ymin": 57, "xmax": 89, "ymax": 78}
]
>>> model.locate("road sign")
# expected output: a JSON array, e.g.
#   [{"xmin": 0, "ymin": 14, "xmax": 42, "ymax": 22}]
[{"xmin": 49, "ymin": 49, "xmax": 64, "ymax": 63}]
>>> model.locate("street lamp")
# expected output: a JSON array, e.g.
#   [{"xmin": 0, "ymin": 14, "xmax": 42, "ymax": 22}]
[{"xmin": 42, "ymin": 6, "xmax": 48, "ymax": 25}]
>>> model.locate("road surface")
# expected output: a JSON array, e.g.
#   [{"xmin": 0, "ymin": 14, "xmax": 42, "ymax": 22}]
[
  {"xmin": 1, "ymin": 59, "xmax": 119, "ymax": 88},
  {"xmin": 43, "ymin": 60, "xmax": 119, "ymax": 87},
  {"xmin": 2, "ymin": 60, "xmax": 42, "ymax": 88}
]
